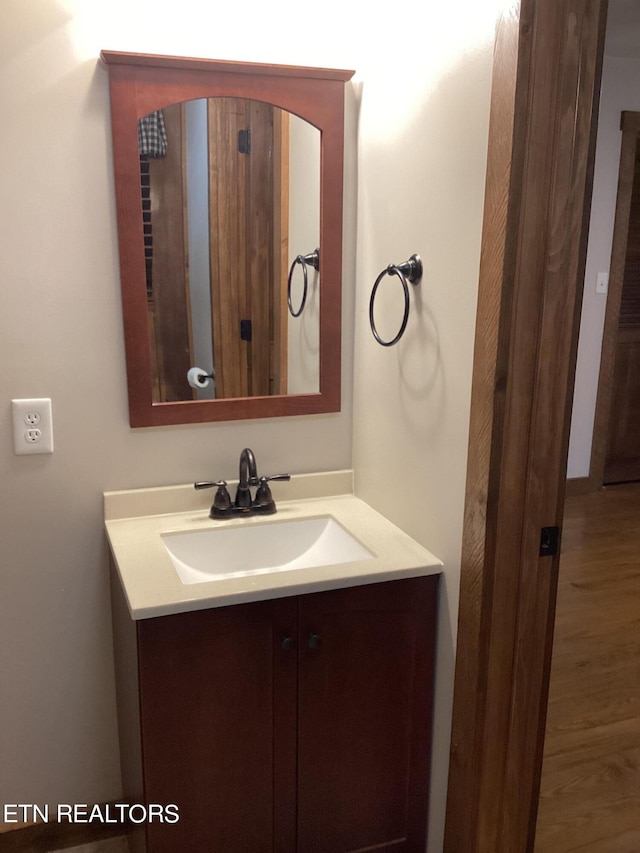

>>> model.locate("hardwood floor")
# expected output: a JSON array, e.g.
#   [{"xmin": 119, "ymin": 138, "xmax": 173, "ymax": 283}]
[{"xmin": 535, "ymin": 483, "xmax": 640, "ymax": 852}]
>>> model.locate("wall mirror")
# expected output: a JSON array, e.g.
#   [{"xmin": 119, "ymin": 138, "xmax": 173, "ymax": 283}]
[{"xmin": 101, "ymin": 51, "xmax": 354, "ymax": 426}]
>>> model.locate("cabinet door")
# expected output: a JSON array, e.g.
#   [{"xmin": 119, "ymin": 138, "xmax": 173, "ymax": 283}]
[
  {"xmin": 296, "ymin": 576, "xmax": 438, "ymax": 853},
  {"xmin": 137, "ymin": 598, "xmax": 297, "ymax": 852}
]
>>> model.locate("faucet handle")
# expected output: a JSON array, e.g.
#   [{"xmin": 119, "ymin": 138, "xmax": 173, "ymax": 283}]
[
  {"xmin": 212, "ymin": 480, "xmax": 232, "ymax": 513},
  {"xmin": 255, "ymin": 474, "xmax": 291, "ymax": 510},
  {"xmin": 194, "ymin": 480, "xmax": 232, "ymax": 518}
]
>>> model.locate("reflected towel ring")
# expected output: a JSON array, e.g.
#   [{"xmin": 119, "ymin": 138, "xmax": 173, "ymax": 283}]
[
  {"xmin": 287, "ymin": 248, "xmax": 320, "ymax": 317},
  {"xmin": 369, "ymin": 254, "xmax": 423, "ymax": 346}
]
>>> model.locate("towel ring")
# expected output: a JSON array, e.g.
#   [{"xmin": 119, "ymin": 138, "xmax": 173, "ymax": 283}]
[
  {"xmin": 369, "ymin": 254, "xmax": 423, "ymax": 346},
  {"xmin": 287, "ymin": 248, "xmax": 320, "ymax": 317}
]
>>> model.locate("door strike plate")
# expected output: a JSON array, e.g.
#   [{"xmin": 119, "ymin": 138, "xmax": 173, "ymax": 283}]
[
  {"xmin": 539, "ymin": 526, "xmax": 560, "ymax": 557},
  {"xmin": 240, "ymin": 319, "xmax": 253, "ymax": 342}
]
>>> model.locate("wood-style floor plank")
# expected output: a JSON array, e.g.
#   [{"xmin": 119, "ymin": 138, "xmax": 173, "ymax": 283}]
[
  {"xmin": 571, "ymin": 828, "xmax": 640, "ymax": 852},
  {"xmin": 534, "ymin": 484, "xmax": 640, "ymax": 852}
]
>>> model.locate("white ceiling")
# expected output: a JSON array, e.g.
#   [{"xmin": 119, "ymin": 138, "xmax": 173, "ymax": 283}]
[{"xmin": 605, "ymin": 0, "xmax": 640, "ymax": 58}]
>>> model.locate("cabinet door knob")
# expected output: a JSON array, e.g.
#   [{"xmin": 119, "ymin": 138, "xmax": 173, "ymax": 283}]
[
  {"xmin": 308, "ymin": 633, "xmax": 322, "ymax": 650},
  {"xmin": 281, "ymin": 636, "xmax": 296, "ymax": 651}
]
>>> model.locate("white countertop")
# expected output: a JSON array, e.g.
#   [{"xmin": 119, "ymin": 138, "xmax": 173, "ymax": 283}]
[{"xmin": 104, "ymin": 471, "xmax": 442, "ymax": 620}]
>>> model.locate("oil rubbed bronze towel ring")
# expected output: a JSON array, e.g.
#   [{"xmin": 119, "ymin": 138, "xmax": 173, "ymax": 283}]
[
  {"xmin": 369, "ymin": 254, "xmax": 423, "ymax": 346},
  {"xmin": 287, "ymin": 248, "xmax": 320, "ymax": 317}
]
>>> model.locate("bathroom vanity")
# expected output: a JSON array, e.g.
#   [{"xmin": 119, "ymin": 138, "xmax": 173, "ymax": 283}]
[
  {"xmin": 102, "ymin": 48, "xmax": 442, "ymax": 851},
  {"xmin": 105, "ymin": 473, "xmax": 442, "ymax": 852}
]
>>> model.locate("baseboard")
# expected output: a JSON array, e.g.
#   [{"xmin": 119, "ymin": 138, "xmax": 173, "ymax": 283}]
[{"xmin": 0, "ymin": 804, "xmax": 131, "ymax": 852}]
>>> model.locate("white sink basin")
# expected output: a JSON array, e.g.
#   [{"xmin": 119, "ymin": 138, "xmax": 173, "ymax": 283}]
[{"xmin": 162, "ymin": 516, "xmax": 374, "ymax": 585}]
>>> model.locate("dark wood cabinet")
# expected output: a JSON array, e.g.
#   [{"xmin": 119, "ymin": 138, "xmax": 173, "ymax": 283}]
[
  {"xmin": 113, "ymin": 575, "xmax": 438, "ymax": 852},
  {"xmin": 296, "ymin": 580, "xmax": 437, "ymax": 853}
]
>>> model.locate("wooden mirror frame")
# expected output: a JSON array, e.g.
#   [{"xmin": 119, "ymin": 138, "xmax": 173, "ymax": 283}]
[{"xmin": 101, "ymin": 50, "xmax": 354, "ymax": 427}]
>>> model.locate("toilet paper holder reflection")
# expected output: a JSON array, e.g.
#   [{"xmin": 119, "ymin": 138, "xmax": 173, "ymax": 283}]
[{"xmin": 187, "ymin": 367, "xmax": 215, "ymax": 389}]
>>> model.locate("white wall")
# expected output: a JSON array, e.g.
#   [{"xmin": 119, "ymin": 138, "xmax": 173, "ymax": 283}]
[
  {"xmin": 287, "ymin": 116, "xmax": 321, "ymax": 394},
  {"xmin": 0, "ymin": 0, "xmax": 498, "ymax": 848},
  {"xmin": 567, "ymin": 54, "xmax": 640, "ymax": 478},
  {"xmin": 0, "ymin": 0, "xmax": 356, "ymax": 818},
  {"xmin": 185, "ymin": 97, "xmax": 215, "ymax": 399},
  {"xmin": 351, "ymin": 9, "xmax": 496, "ymax": 851}
]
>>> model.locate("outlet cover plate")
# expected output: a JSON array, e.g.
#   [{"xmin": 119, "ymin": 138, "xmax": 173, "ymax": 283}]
[{"xmin": 12, "ymin": 398, "xmax": 54, "ymax": 455}]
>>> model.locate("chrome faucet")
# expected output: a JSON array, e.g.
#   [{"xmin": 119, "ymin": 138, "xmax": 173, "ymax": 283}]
[{"xmin": 195, "ymin": 448, "xmax": 291, "ymax": 519}]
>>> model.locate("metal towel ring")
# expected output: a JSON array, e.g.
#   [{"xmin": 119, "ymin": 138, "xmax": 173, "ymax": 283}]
[
  {"xmin": 369, "ymin": 254, "xmax": 423, "ymax": 346},
  {"xmin": 287, "ymin": 248, "xmax": 320, "ymax": 317}
]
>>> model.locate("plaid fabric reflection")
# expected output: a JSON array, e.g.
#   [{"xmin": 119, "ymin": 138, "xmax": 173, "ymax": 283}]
[{"xmin": 138, "ymin": 110, "xmax": 168, "ymax": 158}]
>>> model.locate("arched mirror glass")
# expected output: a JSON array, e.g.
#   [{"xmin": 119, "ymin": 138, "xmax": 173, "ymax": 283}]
[
  {"xmin": 142, "ymin": 98, "xmax": 321, "ymax": 403},
  {"xmin": 101, "ymin": 51, "xmax": 354, "ymax": 426}
]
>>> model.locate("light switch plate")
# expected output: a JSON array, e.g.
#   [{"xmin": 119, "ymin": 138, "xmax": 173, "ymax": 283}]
[{"xmin": 12, "ymin": 398, "xmax": 54, "ymax": 455}]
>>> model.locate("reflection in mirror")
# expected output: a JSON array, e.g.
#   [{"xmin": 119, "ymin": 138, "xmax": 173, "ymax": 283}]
[{"xmin": 141, "ymin": 98, "xmax": 320, "ymax": 403}]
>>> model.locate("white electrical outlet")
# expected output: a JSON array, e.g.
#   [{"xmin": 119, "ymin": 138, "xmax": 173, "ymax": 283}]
[{"xmin": 12, "ymin": 398, "xmax": 54, "ymax": 455}]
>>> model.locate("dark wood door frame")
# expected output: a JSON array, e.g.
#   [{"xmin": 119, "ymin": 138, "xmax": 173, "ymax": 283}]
[
  {"xmin": 444, "ymin": 2, "xmax": 607, "ymax": 851},
  {"xmin": 589, "ymin": 111, "xmax": 640, "ymax": 487}
]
